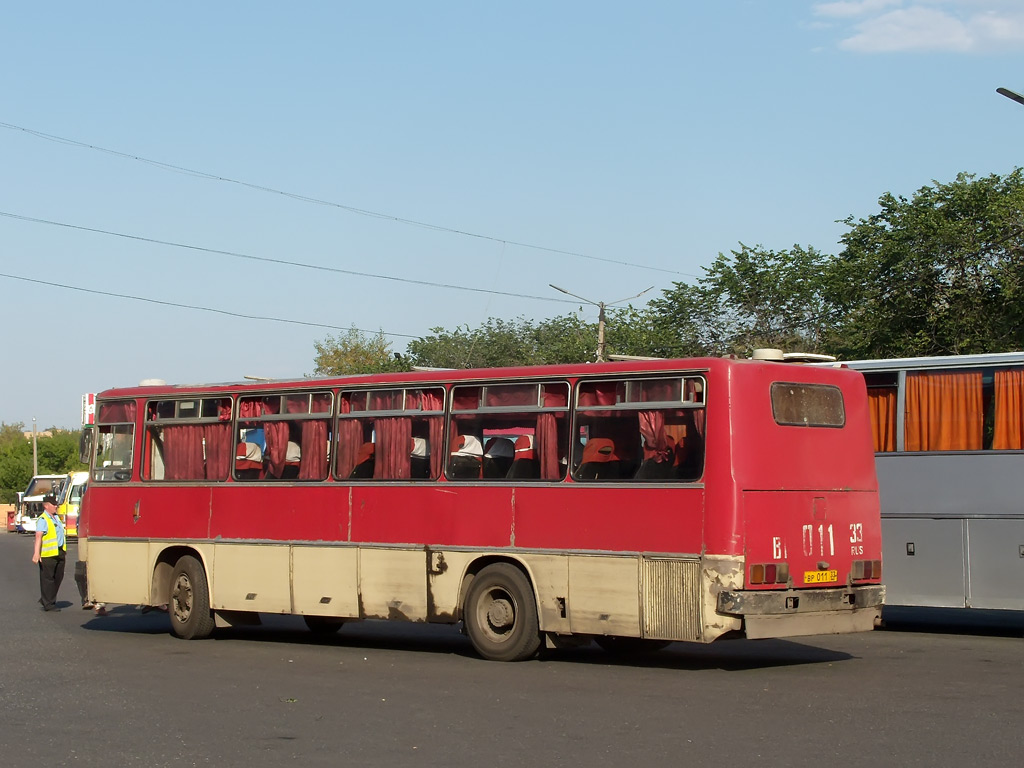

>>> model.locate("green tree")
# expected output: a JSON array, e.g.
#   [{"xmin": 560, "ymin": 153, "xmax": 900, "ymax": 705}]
[
  {"xmin": 0, "ymin": 423, "xmax": 32, "ymax": 503},
  {"xmin": 0, "ymin": 427, "xmax": 87, "ymax": 503},
  {"xmin": 312, "ymin": 326, "xmax": 407, "ymax": 376},
  {"xmin": 406, "ymin": 317, "xmax": 547, "ymax": 369},
  {"xmin": 37, "ymin": 430, "xmax": 87, "ymax": 474},
  {"xmin": 829, "ymin": 170, "xmax": 1024, "ymax": 358},
  {"xmin": 651, "ymin": 244, "xmax": 837, "ymax": 357},
  {"xmin": 404, "ymin": 310, "xmax": 674, "ymax": 368}
]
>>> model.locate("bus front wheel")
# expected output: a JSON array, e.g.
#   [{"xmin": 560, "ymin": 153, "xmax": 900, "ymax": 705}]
[
  {"xmin": 464, "ymin": 563, "xmax": 541, "ymax": 662},
  {"xmin": 169, "ymin": 555, "xmax": 215, "ymax": 640}
]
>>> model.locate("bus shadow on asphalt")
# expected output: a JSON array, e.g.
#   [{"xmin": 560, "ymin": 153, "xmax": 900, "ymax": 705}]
[
  {"xmin": 878, "ymin": 606, "xmax": 1024, "ymax": 639},
  {"xmin": 551, "ymin": 638, "xmax": 854, "ymax": 671},
  {"xmin": 78, "ymin": 604, "xmax": 174, "ymax": 635},
  {"xmin": 83, "ymin": 610, "xmax": 854, "ymax": 670}
]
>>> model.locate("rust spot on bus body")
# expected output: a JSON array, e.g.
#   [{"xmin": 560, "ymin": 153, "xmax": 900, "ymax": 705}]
[{"xmin": 426, "ymin": 548, "xmax": 454, "ymax": 622}]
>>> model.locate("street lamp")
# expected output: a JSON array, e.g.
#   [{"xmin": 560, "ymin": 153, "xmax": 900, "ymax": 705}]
[
  {"xmin": 997, "ymin": 87, "xmax": 1024, "ymax": 107},
  {"xmin": 549, "ymin": 284, "xmax": 654, "ymax": 362}
]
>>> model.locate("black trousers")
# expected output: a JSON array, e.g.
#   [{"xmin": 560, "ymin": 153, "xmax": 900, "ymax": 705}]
[{"xmin": 38, "ymin": 550, "xmax": 66, "ymax": 610}]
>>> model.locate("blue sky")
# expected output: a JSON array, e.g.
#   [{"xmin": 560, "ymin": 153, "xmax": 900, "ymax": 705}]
[{"xmin": 2, "ymin": 1, "xmax": 1023, "ymax": 429}]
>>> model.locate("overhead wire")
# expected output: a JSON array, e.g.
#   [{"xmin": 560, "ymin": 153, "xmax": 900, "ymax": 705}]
[
  {"xmin": 0, "ymin": 210, "xmax": 584, "ymax": 306},
  {"xmin": 0, "ymin": 120, "xmax": 699, "ymax": 278},
  {"xmin": 0, "ymin": 271, "xmax": 420, "ymax": 339}
]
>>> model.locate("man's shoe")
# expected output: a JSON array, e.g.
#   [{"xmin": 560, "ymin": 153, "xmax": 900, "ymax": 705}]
[{"xmin": 41, "ymin": 606, "xmax": 60, "ymax": 612}]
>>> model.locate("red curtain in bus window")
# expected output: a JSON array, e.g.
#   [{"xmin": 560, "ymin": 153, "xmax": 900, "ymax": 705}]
[
  {"xmin": 336, "ymin": 396, "xmax": 362, "ymax": 478},
  {"xmin": 298, "ymin": 421, "xmax": 328, "ymax": 479},
  {"xmin": 993, "ymin": 369, "xmax": 1024, "ymax": 450},
  {"xmin": 578, "ymin": 382, "xmax": 619, "ymax": 407},
  {"xmin": 202, "ymin": 423, "xmax": 232, "ymax": 480},
  {"xmin": 238, "ymin": 398, "xmax": 266, "ymax": 419},
  {"xmin": 374, "ymin": 417, "xmax": 412, "ymax": 479},
  {"xmin": 535, "ymin": 412, "xmax": 560, "ymax": 479},
  {"xmin": 904, "ymin": 371, "xmax": 983, "ymax": 451},
  {"xmin": 415, "ymin": 390, "xmax": 445, "ymax": 478},
  {"xmin": 684, "ymin": 380, "xmax": 706, "ymax": 438},
  {"xmin": 542, "ymin": 385, "xmax": 568, "ymax": 408},
  {"xmin": 867, "ymin": 387, "xmax": 897, "ymax": 452},
  {"xmin": 426, "ymin": 416, "xmax": 443, "ymax": 477},
  {"xmin": 263, "ymin": 422, "xmax": 289, "ymax": 479},
  {"xmin": 99, "ymin": 401, "xmax": 137, "ymax": 423},
  {"xmin": 638, "ymin": 411, "xmax": 669, "ymax": 461},
  {"xmin": 299, "ymin": 394, "xmax": 331, "ymax": 480},
  {"xmin": 162, "ymin": 425, "xmax": 205, "ymax": 480}
]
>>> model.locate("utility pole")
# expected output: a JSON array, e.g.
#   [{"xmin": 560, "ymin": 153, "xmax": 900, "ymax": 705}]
[
  {"xmin": 32, "ymin": 417, "xmax": 38, "ymax": 475},
  {"xmin": 549, "ymin": 284, "xmax": 654, "ymax": 362}
]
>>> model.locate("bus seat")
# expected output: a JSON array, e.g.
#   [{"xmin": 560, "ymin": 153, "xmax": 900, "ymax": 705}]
[
  {"xmin": 507, "ymin": 435, "xmax": 540, "ymax": 479},
  {"xmin": 634, "ymin": 457, "xmax": 676, "ymax": 480},
  {"xmin": 576, "ymin": 438, "xmax": 621, "ymax": 480},
  {"xmin": 281, "ymin": 440, "xmax": 302, "ymax": 479},
  {"xmin": 349, "ymin": 442, "xmax": 375, "ymax": 479},
  {"xmin": 483, "ymin": 437, "xmax": 514, "ymax": 478},
  {"xmin": 449, "ymin": 435, "xmax": 483, "ymax": 479},
  {"xmin": 410, "ymin": 437, "xmax": 431, "ymax": 478},
  {"xmin": 235, "ymin": 442, "xmax": 263, "ymax": 479}
]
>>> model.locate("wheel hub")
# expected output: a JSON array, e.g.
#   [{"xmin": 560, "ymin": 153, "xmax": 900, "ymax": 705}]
[{"xmin": 487, "ymin": 597, "xmax": 514, "ymax": 630}]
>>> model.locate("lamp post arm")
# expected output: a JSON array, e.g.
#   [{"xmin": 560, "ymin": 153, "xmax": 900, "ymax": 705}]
[{"xmin": 997, "ymin": 87, "xmax": 1024, "ymax": 107}]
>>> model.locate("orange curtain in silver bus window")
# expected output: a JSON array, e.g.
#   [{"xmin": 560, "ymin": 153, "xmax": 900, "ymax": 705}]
[
  {"xmin": 993, "ymin": 368, "xmax": 1024, "ymax": 450},
  {"xmin": 867, "ymin": 387, "xmax": 897, "ymax": 452},
  {"xmin": 904, "ymin": 371, "xmax": 983, "ymax": 451}
]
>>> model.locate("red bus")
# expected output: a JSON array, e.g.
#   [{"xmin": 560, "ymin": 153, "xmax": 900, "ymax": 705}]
[{"xmin": 76, "ymin": 357, "xmax": 884, "ymax": 661}]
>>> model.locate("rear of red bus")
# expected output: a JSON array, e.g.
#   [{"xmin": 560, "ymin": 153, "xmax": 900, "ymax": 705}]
[{"xmin": 705, "ymin": 360, "xmax": 884, "ymax": 639}]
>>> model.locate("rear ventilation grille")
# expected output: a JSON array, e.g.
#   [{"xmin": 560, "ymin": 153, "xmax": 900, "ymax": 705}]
[{"xmin": 642, "ymin": 558, "xmax": 702, "ymax": 641}]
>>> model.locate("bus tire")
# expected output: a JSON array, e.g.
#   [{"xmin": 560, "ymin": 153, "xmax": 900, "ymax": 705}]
[
  {"xmin": 464, "ymin": 563, "xmax": 541, "ymax": 662},
  {"xmin": 169, "ymin": 555, "xmax": 215, "ymax": 640},
  {"xmin": 595, "ymin": 636, "xmax": 671, "ymax": 655},
  {"xmin": 304, "ymin": 616, "xmax": 345, "ymax": 634}
]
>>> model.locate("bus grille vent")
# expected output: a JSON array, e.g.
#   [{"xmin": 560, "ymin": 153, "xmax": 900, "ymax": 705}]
[{"xmin": 641, "ymin": 558, "xmax": 702, "ymax": 642}]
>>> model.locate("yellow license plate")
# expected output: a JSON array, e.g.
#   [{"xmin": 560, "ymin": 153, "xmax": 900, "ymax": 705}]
[{"xmin": 803, "ymin": 570, "xmax": 838, "ymax": 584}]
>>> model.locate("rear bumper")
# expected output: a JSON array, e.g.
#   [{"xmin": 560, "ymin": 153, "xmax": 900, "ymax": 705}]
[{"xmin": 717, "ymin": 585, "xmax": 885, "ymax": 639}]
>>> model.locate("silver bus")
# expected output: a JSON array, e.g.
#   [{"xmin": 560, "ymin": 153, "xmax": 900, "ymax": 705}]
[{"xmin": 843, "ymin": 352, "xmax": 1024, "ymax": 611}]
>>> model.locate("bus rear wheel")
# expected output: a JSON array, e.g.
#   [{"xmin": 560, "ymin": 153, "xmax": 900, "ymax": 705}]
[
  {"xmin": 169, "ymin": 555, "xmax": 215, "ymax": 640},
  {"xmin": 464, "ymin": 563, "xmax": 541, "ymax": 662},
  {"xmin": 304, "ymin": 616, "xmax": 345, "ymax": 634}
]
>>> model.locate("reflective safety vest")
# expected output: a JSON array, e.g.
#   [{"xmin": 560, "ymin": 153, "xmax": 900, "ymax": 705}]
[{"xmin": 39, "ymin": 511, "xmax": 67, "ymax": 558}]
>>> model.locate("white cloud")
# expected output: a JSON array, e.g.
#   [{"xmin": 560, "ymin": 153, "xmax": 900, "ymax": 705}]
[
  {"xmin": 811, "ymin": 2, "xmax": 1024, "ymax": 52},
  {"xmin": 814, "ymin": 0, "xmax": 903, "ymax": 20},
  {"xmin": 841, "ymin": 7, "xmax": 973, "ymax": 51}
]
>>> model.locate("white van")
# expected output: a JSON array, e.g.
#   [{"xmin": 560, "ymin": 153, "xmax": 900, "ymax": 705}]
[{"xmin": 15, "ymin": 474, "xmax": 66, "ymax": 533}]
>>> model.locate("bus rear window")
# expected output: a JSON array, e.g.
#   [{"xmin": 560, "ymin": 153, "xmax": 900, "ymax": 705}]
[{"xmin": 771, "ymin": 383, "xmax": 845, "ymax": 427}]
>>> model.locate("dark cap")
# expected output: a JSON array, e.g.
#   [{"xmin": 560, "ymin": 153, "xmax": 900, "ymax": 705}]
[{"xmin": 42, "ymin": 494, "xmax": 58, "ymax": 506}]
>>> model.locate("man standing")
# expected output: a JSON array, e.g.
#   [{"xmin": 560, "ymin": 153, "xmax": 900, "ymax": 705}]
[{"xmin": 32, "ymin": 493, "xmax": 67, "ymax": 612}]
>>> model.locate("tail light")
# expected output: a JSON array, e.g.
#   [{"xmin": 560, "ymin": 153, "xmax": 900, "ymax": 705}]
[
  {"xmin": 851, "ymin": 559, "xmax": 882, "ymax": 580},
  {"xmin": 748, "ymin": 562, "xmax": 790, "ymax": 586}
]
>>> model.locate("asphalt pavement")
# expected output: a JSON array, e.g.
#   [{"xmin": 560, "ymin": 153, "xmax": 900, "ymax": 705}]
[{"xmin": 2, "ymin": 531, "xmax": 1023, "ymax": 768}]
